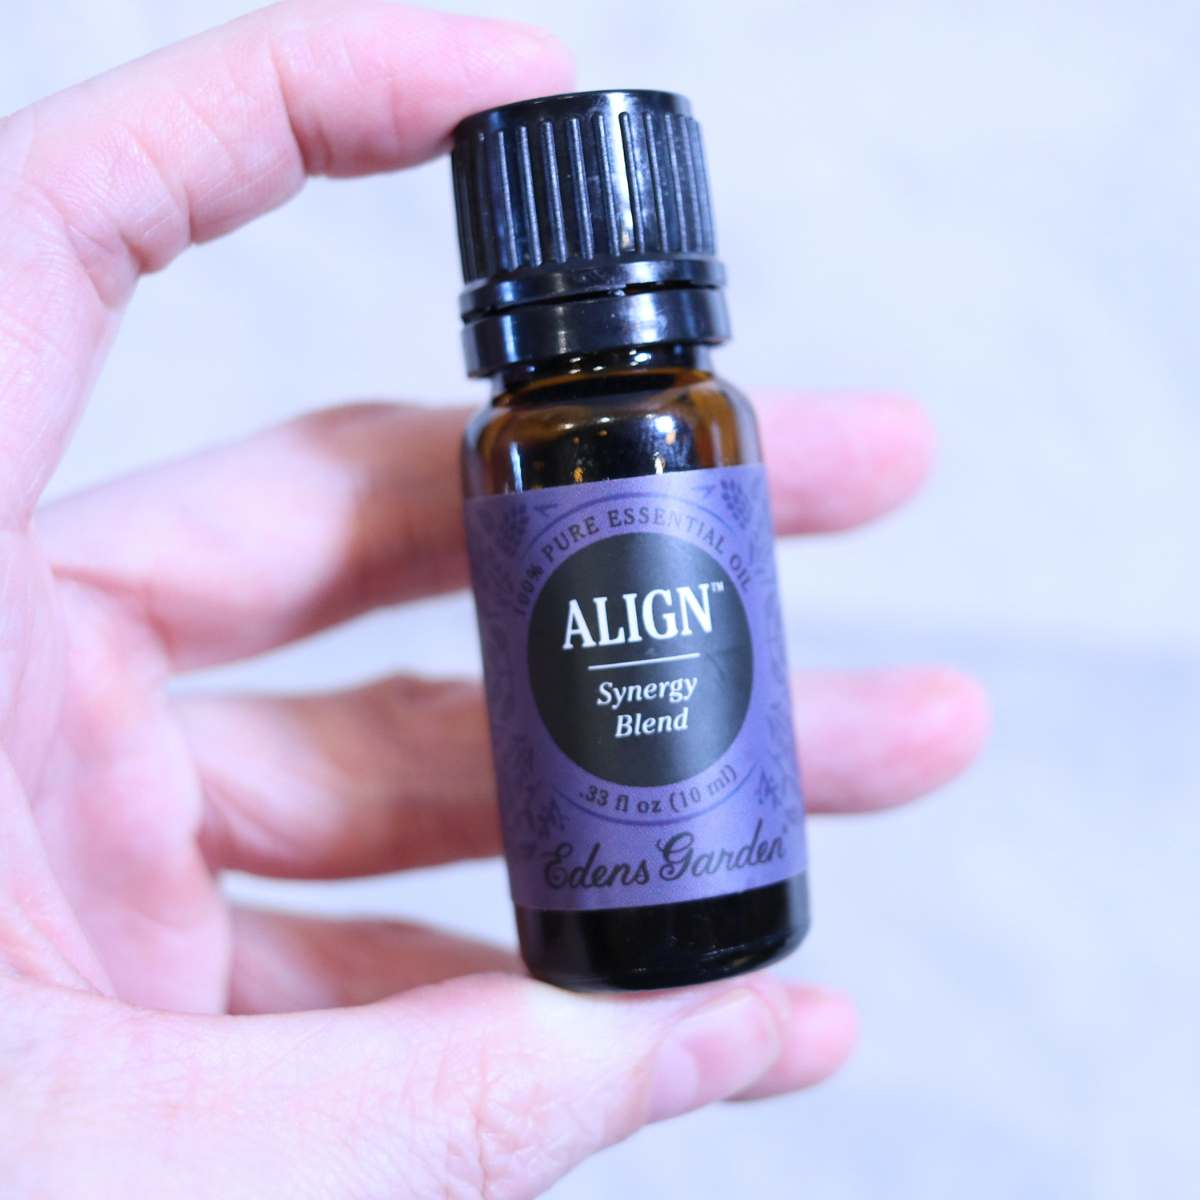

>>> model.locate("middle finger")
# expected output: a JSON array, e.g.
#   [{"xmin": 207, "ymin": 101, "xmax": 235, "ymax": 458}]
[{"xmin": 38, "ymin": 392, "xmax": 932, "ymax": 673}]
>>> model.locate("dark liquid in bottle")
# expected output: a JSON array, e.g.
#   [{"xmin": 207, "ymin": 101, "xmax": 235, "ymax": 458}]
[{"xmin": 463, "ymin": 346, "xmax": 810, "ymax": 990}]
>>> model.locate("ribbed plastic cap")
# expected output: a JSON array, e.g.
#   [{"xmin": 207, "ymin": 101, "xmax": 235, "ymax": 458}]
[{"xmin": 451, "ymin": 90, "xmax": 729, "ymax": 377}]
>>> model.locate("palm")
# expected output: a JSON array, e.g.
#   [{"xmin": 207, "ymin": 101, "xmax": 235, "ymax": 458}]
[{"xmin": 10, "ymin": 538, "xmax": 228, "ymax": 1009}]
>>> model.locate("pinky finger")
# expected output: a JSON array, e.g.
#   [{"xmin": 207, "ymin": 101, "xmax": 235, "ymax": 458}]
[{"xmin": 227, "ymin": 908, "xmax": 519, "ymax": 1015}]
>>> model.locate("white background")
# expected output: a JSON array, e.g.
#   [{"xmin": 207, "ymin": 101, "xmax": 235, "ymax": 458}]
[{"xmin": 5, "ymin": 2, "xmax": 1198, "ymax": 1197}]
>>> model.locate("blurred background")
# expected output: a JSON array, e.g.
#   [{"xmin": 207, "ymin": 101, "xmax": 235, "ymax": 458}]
[{"xmin": 6, "ymin": 2, "xmax": 1198, "ymax": 1197}]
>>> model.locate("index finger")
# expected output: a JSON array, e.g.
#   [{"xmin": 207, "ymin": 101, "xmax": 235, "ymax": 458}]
[{"xmin": 0, "ymin": 0, "xmax": 572, "ymax": 526}]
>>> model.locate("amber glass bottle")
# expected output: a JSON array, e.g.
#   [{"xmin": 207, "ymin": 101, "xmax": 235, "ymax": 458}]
[{"xmin": 454, "ymin": 92, "xmax": 809, "ymax": 990}]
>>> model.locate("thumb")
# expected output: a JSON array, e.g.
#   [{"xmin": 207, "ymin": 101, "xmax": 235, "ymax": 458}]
[
  {"xmin": 88, "ymin": 973, "xmax": 853, "ymax": 1197},
  {"xmin": 11, "ymin": 974, "xmax": 854, "ymax": 1190}
]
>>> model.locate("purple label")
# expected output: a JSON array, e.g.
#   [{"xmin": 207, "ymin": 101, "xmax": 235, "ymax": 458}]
[{"xmin": 466, "ymin": 464, "xmax": 806, "ymax": 911}]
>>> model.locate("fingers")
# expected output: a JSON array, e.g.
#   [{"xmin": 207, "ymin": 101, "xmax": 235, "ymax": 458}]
[
  {"xmin": 14, "ymin": 2, "xmax": 571, "ymax": 288},
  {"xmin": 226, "ymin": 912, "xmax": 855, "ymax": 1106},
  {"xmin": 226, "ymin": 911, "xmax": 855, "ymax": 1111},
  {"xmin": 183, "ymin": 675, "xmax": 496, "ymax": 879},
  {"xmin": 39, "ymin": 392, "xmax": 933, "ymax": 671},
  {"xmin": 264, "ymin": 973, "xmax": 850, "ymax": 1193},
  {"xmin": 181, "ymin": 667, "xmax": 987, "ymax": 880},
  {"xmin": 40, "ymin": 403, "xmax": 469, "ymax": 670},
  {"xmin": 227, "ymin": 907, "xmax": 520, "ymax": 1015},
  {"xmin": 91, "ymin": 971, "xmax": 851, "ymax": 1196},
  {"xmin": 794, "ymin": 667, "xmax": 991, "ymax": 811},
  {"xmin": 763, "ymin": 391, "xmax": 934, "ymax": 533},
  {"xmin": 0, "ymin": 2, "xmax": 572, "ymax": 526},
  {"xmin": 731, "ymin": 985, "xmax": 858, "ymax": 1101}
]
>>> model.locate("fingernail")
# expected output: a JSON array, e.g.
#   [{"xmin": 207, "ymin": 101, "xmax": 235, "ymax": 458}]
[
  {"xmin": 735, "ymin": 987, "xmax": 858, "ymax": 1100},
  {"xmin": 646, "ymin": 989, "xmax": 782, "ymax": 1123}
]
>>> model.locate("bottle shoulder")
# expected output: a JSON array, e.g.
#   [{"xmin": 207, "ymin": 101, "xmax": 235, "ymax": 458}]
[{"xmin": 462, "ymin": 372, "xmax": 762, "ymax": 497}]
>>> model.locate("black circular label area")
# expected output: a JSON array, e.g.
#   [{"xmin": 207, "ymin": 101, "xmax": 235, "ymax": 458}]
[{"xmin": 528, "ymin": 532, "xmax": 753, "ymax": 787}]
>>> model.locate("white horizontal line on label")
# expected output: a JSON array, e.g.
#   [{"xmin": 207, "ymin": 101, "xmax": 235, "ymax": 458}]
[{"xmin": 586, "ymin": 652, "xmax": 702, "ymax": 672}]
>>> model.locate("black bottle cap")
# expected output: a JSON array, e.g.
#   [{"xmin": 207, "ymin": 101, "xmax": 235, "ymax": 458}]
[{"xmin": 450, "ymin": 89, "xmax": 730, "ymax": 378}]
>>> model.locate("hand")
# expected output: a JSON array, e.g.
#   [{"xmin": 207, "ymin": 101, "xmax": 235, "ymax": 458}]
[{"xmin": 0, "ymin": 2, "xmax": 988, "ymax": 1195}]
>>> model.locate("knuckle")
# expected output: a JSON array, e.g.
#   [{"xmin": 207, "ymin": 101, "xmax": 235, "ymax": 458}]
[{"xmin": 395, "ymin": 979, "xmax": 568, "ymax": 1200}]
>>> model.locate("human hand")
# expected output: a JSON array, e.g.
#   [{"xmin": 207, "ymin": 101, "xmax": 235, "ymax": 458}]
[{"xmin": 0, "ymin": 2, "xmax": 988, "ymax": 1194}]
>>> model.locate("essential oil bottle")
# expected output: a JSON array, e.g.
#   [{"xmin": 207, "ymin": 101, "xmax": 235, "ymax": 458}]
[{"xmin": 453, "ymin": 90, "xmax": 809, "ymax": 990}]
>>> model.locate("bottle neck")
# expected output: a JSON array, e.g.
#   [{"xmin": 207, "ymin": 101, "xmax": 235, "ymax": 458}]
[{"xmin": 492, "ymin": 343, "xmax": 714, "ymax": 401}]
